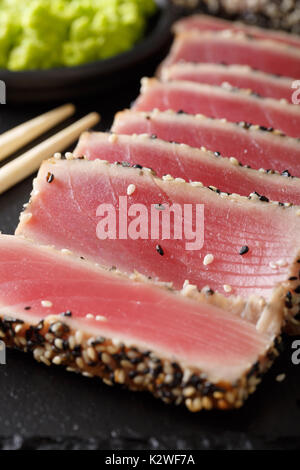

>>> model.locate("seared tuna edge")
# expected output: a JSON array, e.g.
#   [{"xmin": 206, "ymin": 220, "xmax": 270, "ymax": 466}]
[{"xmin": 0, "ymin": 312, "xmax": 281, "ymax": 412}]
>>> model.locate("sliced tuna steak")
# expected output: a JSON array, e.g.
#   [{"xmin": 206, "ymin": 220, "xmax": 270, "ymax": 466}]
[
  {"xmin": 112, "ymin": 110, "xmax": 300, "ymax": 176},
  {"xmin": 0, "ymin": 235, "xmax": 281, "ymax": 411},
  {"xmin": 161, "ymin": 64, "xmax": 295, "ymax": 103},
  {"xmin": 133, "ymin": 79, "xmax": 300, "ymax": 138},
  {"xmin": 16, "ymin": 158, "xmax": 300, "ymax": 320},
  {"xmin": 74, "ymin": 132, "xmax": 300, "ymax": 206},
  {"xmin": 173, "ymin": 14, "xmax": 300, "ymax": 48},
  {"xmin": 160, "ymin": 31, "xmax": 300, "ymax": 78}
]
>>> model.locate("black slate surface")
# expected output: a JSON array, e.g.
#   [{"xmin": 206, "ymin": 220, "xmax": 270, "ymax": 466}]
[{"xmin": 0, "ymin": 73, "xmax": 300, "ymax": 452}]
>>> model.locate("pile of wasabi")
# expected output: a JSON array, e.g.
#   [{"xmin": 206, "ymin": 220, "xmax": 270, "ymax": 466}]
[{"xmin": 0, "ymin": 0, "xmax": 157, "ymax": 71}]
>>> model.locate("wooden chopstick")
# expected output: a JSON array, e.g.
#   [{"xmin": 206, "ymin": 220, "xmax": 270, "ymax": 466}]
[
  {"xmin": 0, "ymin": 112, "xmax": 100, "ymax": 195},
  {"xmin": 0, "ymin": 104, "xmax": 75, "ymax": 162}
]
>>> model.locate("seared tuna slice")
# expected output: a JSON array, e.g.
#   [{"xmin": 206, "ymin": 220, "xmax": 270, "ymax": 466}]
[
  {"xmin": 74, "ymin": 132, "xmax": 300, "ymax": 206},
  {"xmin": 174, "ymin": 13, "xmax": 300, "ymax": 47},
  {"xmin": 133, "ymin": 79, "xmax": 300, "ymax": 138},
  {"xmin": 0, "ymin": 234, "xmax": 282, "ymax": 411},
  {"xmin": 112, "ymin": 110, "xmax": 300, "ymax": 177},
  {"xmin": 160, "ymin": 31, "xmax": 300, "ymax": 78},
  {"xmin": 173, "ymin": 14, "xmax": 300, "ymax": 48},
  {"xmin": 161, "ymin": 64, "xmax": 295, "ymax": 103},
  {"xmin": 16, "ymin": 158, "xmax": 300, "ymax": 323}
]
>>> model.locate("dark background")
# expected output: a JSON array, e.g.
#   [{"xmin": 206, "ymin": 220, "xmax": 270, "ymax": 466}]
[{"xmin": 0, "ymin": 9, "xmax": 300, "ymax": 449}]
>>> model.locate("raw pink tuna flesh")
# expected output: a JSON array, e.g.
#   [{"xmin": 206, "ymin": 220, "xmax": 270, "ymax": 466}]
[
  {"xmin": 16, "ymin": 158, "xmax": 300, "ymax": 300},
  {"xmin": 161, "ymin": 63, "xmax": 295, "ymax": 103},
  {"xmin": 74, "ymin": 132, "xmax": 300, "ymax": 206},
  {"xmin": 133, "ymin": 79, "xmax": 300, "ymax": 138},
  {"xmin": 161, "ymin": 31, "xmax": 300, "ymax": 78},
  {"xmin": 0, "ymin": 234, "xmax": 272, "ymax": 384},
  {"xmin": 173, "ymin": 14, "xmax": 300, "ymax": 48},
  {"xmin": 112, "ymin": 110, "xmax": 300, "ymax": 177}
]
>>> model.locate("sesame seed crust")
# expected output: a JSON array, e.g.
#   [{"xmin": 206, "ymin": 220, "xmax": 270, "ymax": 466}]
[{"xmin": 0, "ymin": 313, "xmax": 280, "ymax": 412}]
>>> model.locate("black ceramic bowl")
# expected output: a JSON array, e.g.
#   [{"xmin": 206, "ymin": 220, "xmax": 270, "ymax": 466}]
[{"xmin": 0, "ymin": 0, "xmax": 176, "ymax": 103}]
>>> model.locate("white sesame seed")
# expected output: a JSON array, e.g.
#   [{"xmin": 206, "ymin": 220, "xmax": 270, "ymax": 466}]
[
  {"xmin": 75, "ymin": 357, "xmax": 84, "ymax": 369},
  {"xmin": 229, "ymin": 157, "xmax": 239, "ymax": 166},
  {"xmin": 86, "ymin": 314, "xmax": 94, "ymax": 319},
  {"xmin": 223, "ymin": 284, "xmax": 232, "ymax": 293},
  {"xmin": 87, "ymin": 347, "xmax": 97, "ymax": 362},
  {"xmin": 203, "ymin": 254, "xmax": 214, "ymax": 266},
  {"xmin": 41, "ymin": 300, "xmax": 53, "ymax": 308},
  {"xmin": 14, "ymin": 324, "xmax": 23, "ymax": 334},
  {"xmin": 54, "ymin": 152, "xmax": 62, "ymax": 159},
  {"xmin": 75, "ymin": 331, "xmax": 83, "ymax": 345},
  {"xmin": 20, "ymin": 212, "xmax": 32, "ymax": 223},
  {"xmin": 33, "ymin": 348, "xmax": 44, "ymax": 360},
  {"xmin": 269, "ymin": 262, "xmax": 277, "ymax": 269},
  {"xmin": 109, "ymin": 133, "xmax": 118, "ymax": 144},
  {"xmin": 61, "ymin": 248, "xmax": 72, "ymax": 255},
  {"xmin": 52, "ymin": 356, "xmax": 62, "ymax": 365},
  {"xmin": 182, "ymin": 283, "xmax": 198, "ymax": 297},
  {"xmin": 276, "ymin": 373, "xmax": 286, "ymax": 383},
  {"xmin": 276, "ymin": 259, "xmax": 288, "ymax": 267},
  {"xmin": 127, "ymin": 184, "xmax": 136, "ymax": 196},
  {"xmin": 96, "ymin": 315, "xmax": 107, "ymax": 322},
  {"xmin": 82, "ymin": 372, "xmax": 93, "ymax": 378},
  {"xmin": 54, "ymin": 338, "xmax": 64, "ymax": 350},
  {"xmin": 101, "ymin": 353, "xmax": 111, "ymax": 364},
  {"xmin": 162, "ymin": 174, "xmax": 174, "ymax": 181},
  {"xmin": 65, "ymin": 152, "xmax": 73, "ymax": 160}
]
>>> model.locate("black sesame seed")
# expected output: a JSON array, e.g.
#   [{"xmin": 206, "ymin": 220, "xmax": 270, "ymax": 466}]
[
  {"xmin": 24, "ymin": 306, "xmax": 31, "ymax": 311},
  {"xmin": 150, "ymin": 134, "xmax": 157, "ymax": 139},
  {"xmin": 289, "ymin": 277, "xmax": 297, "ymax": 281},
  {"xmin": 130, "ymin": 357, "xmax": 142, "ymax": 365},
  {"xmin": 206, "ymin": 288, "xmax": 214, "ymax": 296},
  {"xmin": 177, "ymin": 110, "xmax": 185, "ymax": 114},
  {"xmin": 156, "ymin": 244, "xmax": 164, "ymax": 256},
  {"xmin": 259, "ymin": 195, "xmax": 269, "ymax": 202},
  {"xmin": 247, "ymin": 361, "xmax": 260, "ymax": 379},
  {"xmin": 239, "ymin": 246, "xmax": 249, "ymax": 255},
  {"xmin": 285, "ymin": 291, "xmax": 293, "ymax": 309},
  {"xmin": 133, "ymin": 164, "xmax": 143, "ymax": 169},
  {"xmin": 46, "ymin": 172, "xmax": 54, "ymax": 183},
  {"xmin": 153, "ymin": 365, "xmax": 163, "ymax": 378},
  {"xmin": 281, "ymin": 169, "xmax": 291, "ymax": 177},
  {"xmin": 129, "ymin": 370, "xmax": 138, "ymax": 379},
  {"xmin": 60, "ymin": 310, "xmax": 72, "ymax": 317},
  {"xmin": 294, "ymin": 286, "xmax": 300, "ymax": 294},
  {"xmin": 214, "ymin": 151, "xmax": 221, "ymax": 157},
  {"xmin": 155, "ymin": 204, "xmax": 165, "ymax": 211},
  {"xmin": 91, "ymin": 337, "xmax": 105, "ymax": 346}
]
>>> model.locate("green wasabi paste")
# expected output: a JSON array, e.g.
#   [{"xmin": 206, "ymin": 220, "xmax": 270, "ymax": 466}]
[{"xmin": 0, "ymin": 0, "xmax": 157, "ymax": 70}]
